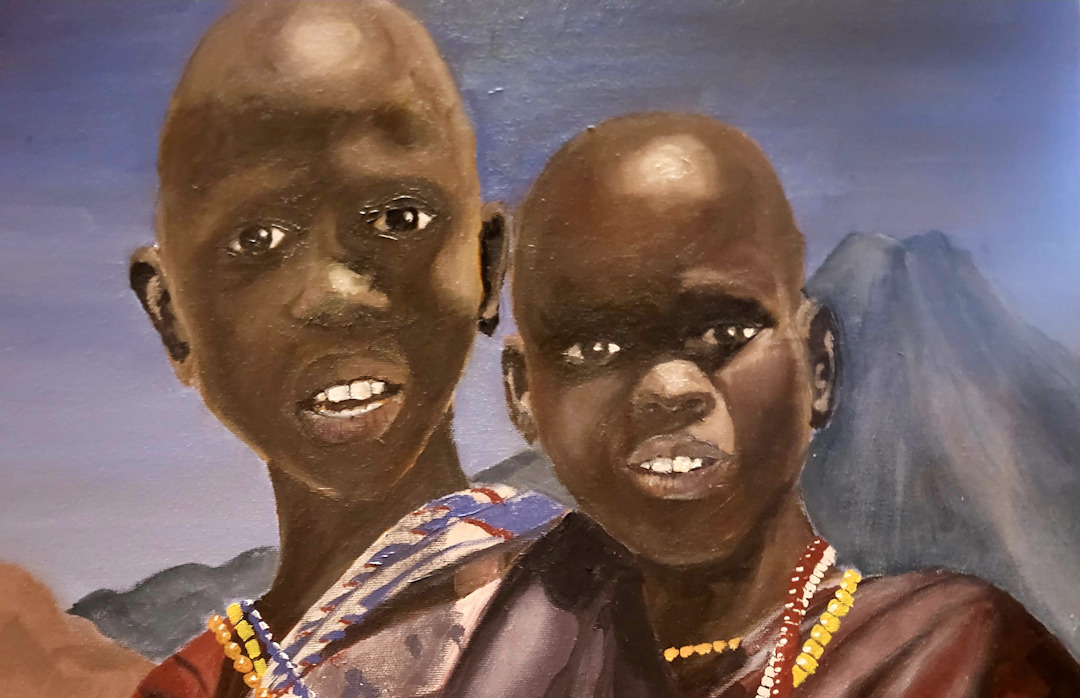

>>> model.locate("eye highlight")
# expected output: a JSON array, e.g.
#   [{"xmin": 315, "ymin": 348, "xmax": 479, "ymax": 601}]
[
  {"xmin": 690, "ymin": 323, "xmax": 764, "ymax": 355},
  {"xmin": 370, "ymin": 205, "xmax": 434, "ymax": 235},
  {"xmin": 563, "ymin": 341, "xmax": 622, "ymax": 367},
  {"xmin": 227, "ymin": 223, "xmax": 290, "ymax": 257}
]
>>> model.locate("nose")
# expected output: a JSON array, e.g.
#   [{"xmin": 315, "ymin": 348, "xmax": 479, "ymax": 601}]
[
  {"xmin": 631, "ymin": 359, "xmax": 717, "ymax": 432},
  {"xmin": 288, "ymin": 260, "xmax": 390, "ymax": 328}
]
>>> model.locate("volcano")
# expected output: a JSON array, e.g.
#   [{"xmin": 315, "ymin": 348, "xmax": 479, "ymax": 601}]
[{"xmin": 802, "ymin": 231, "xmax": 1080, "ymax": 656}]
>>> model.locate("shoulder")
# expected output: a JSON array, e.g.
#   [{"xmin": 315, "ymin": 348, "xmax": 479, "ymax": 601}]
[
  {"xmin": 131, "ymin": 630, "xmax": 224, "ymax": 698},
  {"xmin": 815, "ymin": 569, "xmax": 1080, "ymax": 696}
]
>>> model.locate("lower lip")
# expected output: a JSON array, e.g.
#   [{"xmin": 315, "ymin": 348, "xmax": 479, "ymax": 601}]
[
  {"xmin": 297, "ymin": 393, "xmax": 405, "ymax": 444},
  {"xmin": 621, "ymin": 457, "xmax": 734, "ymax": 501}
]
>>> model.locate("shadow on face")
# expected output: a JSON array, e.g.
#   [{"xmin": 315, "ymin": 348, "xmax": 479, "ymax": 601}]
[
  {"xmin": 504, "ymin": 113, "xmax": 837, "ymax": 567},
  {"xmin": 130, "ymin": 1, "xmax": 507, "ymax": 499}
]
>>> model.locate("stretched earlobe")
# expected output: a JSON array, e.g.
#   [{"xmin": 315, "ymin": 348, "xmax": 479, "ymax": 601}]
[
  {"xmin": 478, "ymin": 203, "xmax": 508, "ymax": 336},
  {"xmin": 130, "ymin": 246, "xmax": 196, "ymax": 385},
  {"xmin": 806, "ymin": 302, "xmax": 840, "ymax": 428},
  {"xmin": 502, "ymin": 336, "xmax": 539, "ymax": 444}
]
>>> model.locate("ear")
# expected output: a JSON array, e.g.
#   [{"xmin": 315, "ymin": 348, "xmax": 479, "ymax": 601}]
[
  {"xmin": 502, "ymin": 335, "xmax": 539, "ymax": 444},
  {"xmin": 803, "ymin": 299, "xmax": 840, "ymax": 428},
  {"xmin": 477, "ymin": 203, "xmax": 509, "ymax": 336},
  {"xmin": 130, "ymin": 246, "xmax": 198, "ymax": 386}
]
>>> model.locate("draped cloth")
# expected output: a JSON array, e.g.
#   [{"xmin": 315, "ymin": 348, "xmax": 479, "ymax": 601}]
[
  {"xmin": 444, "ymin": 513, "xmax": 1080, "ymax": 697},
  {"xmin": 132, "ymin": 486, "xmax": 566, "ymax": 698}
]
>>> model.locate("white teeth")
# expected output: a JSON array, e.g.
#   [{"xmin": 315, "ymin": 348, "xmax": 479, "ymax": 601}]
[
  {"xmin": 327, "ymin": 385, "xmax": 350, "ymax": 402},
  {"xmin": 371, "ymin": 381, "xmax": 385, "ymax": 395},
  {"xmin": 315, "ymin": 391, "xmax": 327, "ymax": 402},
  {"xmin": 638, "ymin": 457, "xmax": 707, "ymax": 474},
  {"xmin": 350, "ymin": 380, "xmax": 372, "ymax": 401},
  {"xmin": 314, "ymin": 400, "xmax": 385, "ymax": 418}
]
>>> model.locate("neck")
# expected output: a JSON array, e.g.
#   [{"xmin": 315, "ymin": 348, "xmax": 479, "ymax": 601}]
[
  {"xmin": 639, "ymin": 492, "xmax": 815, "ymax": 648},
  {"xmin": 257, "ymin": 415, "xmax": 468, "ymax": 636}
]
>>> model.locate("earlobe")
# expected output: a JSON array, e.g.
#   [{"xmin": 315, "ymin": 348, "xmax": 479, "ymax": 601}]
[
  {"xmin": 130, "ymin": 246, "xmax": 197, "ymax": 386},
  {"xmin": 502, "ymin": 336, "xmax": 539, "ymax": 444},
  {"xmin": 477, "ymin": 203, "xmax": 509, "ymax": 336},
  {"xmin": 806, "ymin": 301, "xmax": 840, "ymax": 428}
]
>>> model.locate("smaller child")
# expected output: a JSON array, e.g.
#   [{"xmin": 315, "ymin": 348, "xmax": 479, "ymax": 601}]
[{"xmin": 445, "ymin": 113, "xmax": 1080, "ymax": 697}]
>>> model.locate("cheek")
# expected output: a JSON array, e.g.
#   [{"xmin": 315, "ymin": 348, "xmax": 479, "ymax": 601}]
[
  {"xmin": 531, "ymin": 372, "xmax": 623, "ymax": 482},
  {"xmin": 719, "ymin": 331, "xmax": 811, "ymax": 467},
  {"xmin": 429, "ymin": 215, "xmax": 483, "ymax": 316}
]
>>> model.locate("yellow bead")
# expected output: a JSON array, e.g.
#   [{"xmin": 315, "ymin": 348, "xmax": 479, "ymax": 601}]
[
  {"xmin": 243, "ymin": 672, "xmax": 261, "ymax": 689},
  {"xmin": 253, "ymin": 658, "xmax": 268, "ymax": 676},
  {"xmin": 827, "ymin": 599, "xmax": 850, "ymax": 617},
  {"xmin": 834, "ymin": 589, "xmax": 854, "ymax": 606},
  {"xmin": 235, "ymin": 620, "xmax": 255, "ymax": 641},
  {"xmin": 802, "ymin": 638, "xmax": 824, "ymax": 659},
  {"xmin": 729, "ymin": 637, "xmax": 742, "ymax": 650},
  {"xmin": 810, "ymin": 624, "xmax": 832, "ymax": 645},
  {"xmin": 792, "ymin": 666, "xmax": 808, "ymax": 687},
  {"xmin": 694, "ymin": 643, "xmax": 713, "ymax": 656},
  {"xmin": 663, "ymin": 648, "xmax": 679, "ymax": 662},
  {"xmin": 842, "ymin": 569, "xmax": 862, "ymax": 584},
  {"xmin": 712, "ymin": 640, "xmax": 727, "ymax": 653},
  {"xmin": 795, "ymin": 652, "xmax": 819, "ymax": 674},
  {"xmin": 234, "ymin": 655, "xmax": 253, "ymax": 674},
  {"xmin": 226, "ymin": 604, "xmax": 244, "ymax": 625},
  {"xmin": 207, "ymin": 614, "xmax": 224, "ymax": 631},
  {"xmin": 819, "ymin": 612, "xmax": 840, "ymax": 633},
  {"xmin": 245, "ymin": 639, "xmax": 261, "ymax": 659},
  {"xmin": 215, "ymin": 629, "xmax": 233, "ymax": 645},
  {"xmin": 223, "ymin": 642, "xmax": 243, "ymax": 660},
  {"xmin": 679, "ymin": 645, "xmax": 695, "ymax": 658}
]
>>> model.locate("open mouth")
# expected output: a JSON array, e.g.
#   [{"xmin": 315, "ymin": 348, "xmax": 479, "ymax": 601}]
[
  {"xmin": 297, "ymin": 376, "xmax": 405, "ymax": 444},
  {"xmin": 306, "ymin": 378, "xmax": 402, "ymax": 418},
  {"xmin": 623, "ymin": 435, "xmax": 734, "ymax": 500}
]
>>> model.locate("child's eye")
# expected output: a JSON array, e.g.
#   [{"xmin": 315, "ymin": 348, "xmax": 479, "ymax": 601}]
[
  {"xmin": 691, "ymin": 324, "xmax": 762, "ymax": 352},
  {"xmin": 562, "ymin": 341, "xmax": 622, "ymax": 367},
  {"xmin": 370, "ymin": 206, "xmax": 434, "ymax": 234},
  {"xmin": 227, "ymin": 223, "xmax": 290, "ymax": 257}
]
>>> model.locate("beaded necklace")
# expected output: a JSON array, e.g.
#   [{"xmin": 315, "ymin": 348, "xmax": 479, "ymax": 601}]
[
  {"xmin": 659, "ymin": 538, "xmax": 862, "ymax": 696},
  {"xmin": 209, "ymin": 600, "xmax": 314, "ymax": 698}
]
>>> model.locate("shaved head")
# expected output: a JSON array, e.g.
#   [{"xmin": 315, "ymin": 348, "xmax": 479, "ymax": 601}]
[
  {"xmin": 157, "ymin": 0, "xmax": 477, "ymax": 238},
  {"xmin": 514, "ymin": 113, "xmax": 804, "ymax": 321}
]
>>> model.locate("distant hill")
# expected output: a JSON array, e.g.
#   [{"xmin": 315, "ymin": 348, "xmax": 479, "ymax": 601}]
[
  {"xmin": 0, "ymin": 563, "xmax": 152, "ymax": 697},
  {"xmin": 70, "ymin": 547, "xmax": 277, "ymax": 661},
  {"xmin": 802, "ymin": 231, "xmax": 1080, "ymax": 656},
  {"xmin": 70, "ymin": 232, "xmax": 1080, "ymax": 660}
]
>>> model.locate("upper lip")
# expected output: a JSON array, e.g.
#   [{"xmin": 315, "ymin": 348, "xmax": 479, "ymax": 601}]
[{"xmin": 626, "ymin": 434, "xmax": 729, "ymax": 467}]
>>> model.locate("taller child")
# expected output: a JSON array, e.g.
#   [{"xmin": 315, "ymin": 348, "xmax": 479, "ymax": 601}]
[{"xmin": 131, "ymin": 2, "xmax": 562, "ymax": 697}]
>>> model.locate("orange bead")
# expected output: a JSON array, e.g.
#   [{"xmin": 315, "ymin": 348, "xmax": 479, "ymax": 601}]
[
  {"xmin": 207, "ymin": 614, "xmax": 224, "ymax": 631},
  {"xmin": 215, "ymin": 629, "xmax": 233, "ymax": 645},
  {"xmin": 234, "ymin": 655, "xmax": 253, "ymax": 673},
  {"xmin": 223, "ymin": 642, "xmax": 243, "ymax": 660},
  {"xmin": 243, "ymin": 672, "xmax": 261, "ymax": 689},
  {"xmin": 254, "ymin": 689, "xmax": 271, "ymax": 698}
]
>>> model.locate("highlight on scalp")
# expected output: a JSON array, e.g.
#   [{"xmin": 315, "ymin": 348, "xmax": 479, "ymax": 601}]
[
  {"xmin": 512, "ymin": 112, "xmax": 806, "ymax": 306},
  {"xmin": 156, "ymin": 0, "xmax": 477, "ymax": 237}
]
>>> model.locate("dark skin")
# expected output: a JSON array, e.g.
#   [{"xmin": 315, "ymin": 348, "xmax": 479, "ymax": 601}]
[
  {"xmin": 129, "ymin": 1, "xmax": 506, "ymax": 682},
  {"xmin": 505, "ymin": 114, "xmax": 837, "ymax": 694}
]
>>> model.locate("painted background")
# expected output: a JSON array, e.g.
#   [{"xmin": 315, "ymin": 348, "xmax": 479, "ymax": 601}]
[{"xmin": 1, "ymin": 0, "xmax": 1078, "ymax": 606}]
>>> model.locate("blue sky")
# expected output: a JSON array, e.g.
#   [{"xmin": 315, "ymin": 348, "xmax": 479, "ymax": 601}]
[{"xmin": 1, "ymin": 0, "xmax": 1077, "ymax": 603}]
